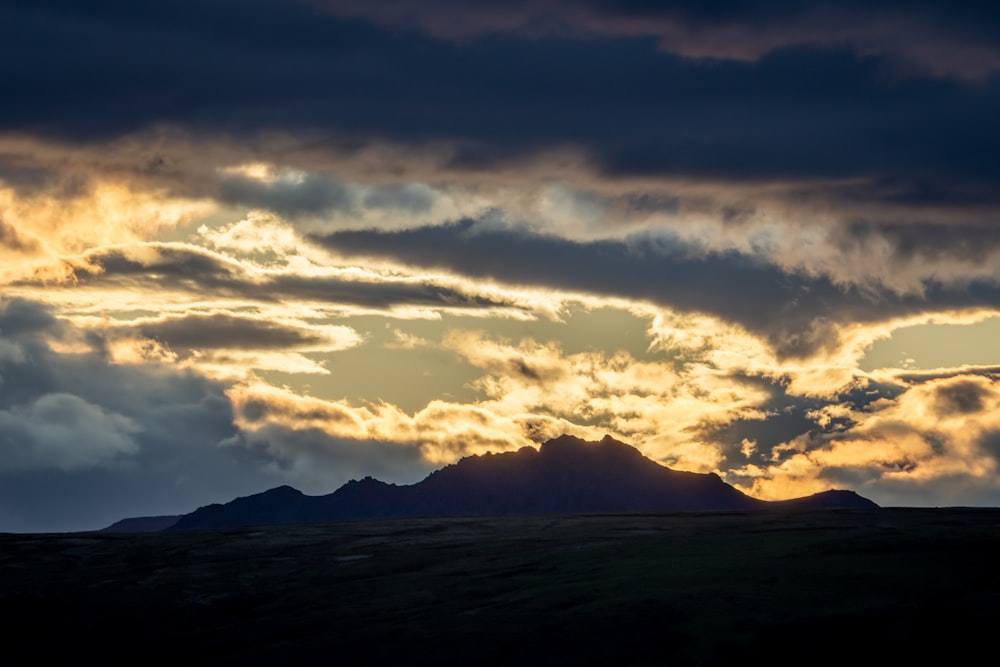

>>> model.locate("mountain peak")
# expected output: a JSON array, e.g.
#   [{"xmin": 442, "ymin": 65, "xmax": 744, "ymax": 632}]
[
  {"xmin": 539, "ymin": 433, "xmax": 642, "ymax": 459},
  {"xmin": 261, "ymin": 484, "xmax": 304, "ymax": 497}
]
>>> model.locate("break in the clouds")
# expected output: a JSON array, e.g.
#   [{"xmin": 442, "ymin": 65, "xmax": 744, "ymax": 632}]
[{"xmin": 2, "ymin": 1, "xmax": 1000, "ymax": 530}]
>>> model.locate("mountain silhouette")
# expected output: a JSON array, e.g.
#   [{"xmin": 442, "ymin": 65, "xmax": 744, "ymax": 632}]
[
  {"xmin": 100, "ymin": 515, "xmax": 181, "ymax": 533},
  {"xmin": 165, "ymin": 435, "xmax": 878, "ymax": 531}
]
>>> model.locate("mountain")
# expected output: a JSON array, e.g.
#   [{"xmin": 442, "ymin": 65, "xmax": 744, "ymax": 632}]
[
  {"xmin": 165, "ymin": 434, "xmax": 878, "ymax": 531},
  {"xmin": 100, "ymin": 515, "xmax": 181, "ymax": 533}
]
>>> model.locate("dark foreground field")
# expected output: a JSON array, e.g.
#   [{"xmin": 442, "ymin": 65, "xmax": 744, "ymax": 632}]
[{"xmin": 4, "ymin": 509, "xmax": 1000, "ymax": 665}]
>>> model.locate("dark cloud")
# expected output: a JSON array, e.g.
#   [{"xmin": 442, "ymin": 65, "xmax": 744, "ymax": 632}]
[
  {"xmin": 0, "ymin": 297, "xmax": 60, "ymax": 337},
  {"xmin": 2, "ymin": 0, "xmax": 998, "ymax": 204},
  {"xmin": 321, "ymin": 219, "xmax": 800, "ymax": 324},
  {"xmin": 0, "ymin": 0, "xmax": 387, "ymax": 136},
  {"xmin": 362, "ymin": 184, "xmax": 435, "ymax": 213},
  {"xmin": 0, "ymin": 220, "xmax": 40, "ymax": 253},
  {"xmin": 270, "ymin": 273, "xmax": 512, "ymax": 310},
  {"xmin": 830, "ymin": 178, "xmax": 1000, "ymax": 210},
  {"xmin": 934, "ymin": 379, "xmax": 989, "ymax": 415},
  {"xmin": 316, "ymin": 219, "xmax": 1000, "ymax": 358},
  {"xmin": 125, "ymin": 313, "xmax": 347, "ymax": 351},
  {"xmin": 317, "ymin": 1, "xmax": 1000, "ymax": 78},
  {"xmin": 218, "ymin": 174, "xmax": 353, "ymax": 217},
  {"xmin": 69, "ymin": 245, "xmax": 250, "ymax": 292},
  {"xmin": 53, "ymin": 244, "xmax": 518, "ymax": 312},
  {"xmin": 0, "ymin": 392, "xmax": 138, "ymax": 473},
  {"xmin": 0, "ymin": 153, "xmax": 52, "ymax": 193},
  {"xmin": 198, "ymin": 171, "xmax": 436, "ymax": 219},
  {"xmin": 617, "ymin": 192, "xmax": 680, "ymax": 217},
  {"xmin": 841, "ymin": 222, "xmax": 1000, "ymax": 266},
  {"xmin": 982, "ymin": 431, "xmax": 1000, "ymax": 464}
]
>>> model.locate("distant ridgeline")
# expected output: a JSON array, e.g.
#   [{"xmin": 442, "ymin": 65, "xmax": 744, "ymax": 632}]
[{"xmin": 102, "ymin": 434, "xmax": 878, "ymax": 532}]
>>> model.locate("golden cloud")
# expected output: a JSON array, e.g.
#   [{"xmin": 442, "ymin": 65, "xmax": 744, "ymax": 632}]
[{"xmin": 741, "ymin": 373, "xmax": 1000, "ymax": 501}]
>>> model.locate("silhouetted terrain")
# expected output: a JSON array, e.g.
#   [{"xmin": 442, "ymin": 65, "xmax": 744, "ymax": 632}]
[
  {"xmin": 5, "ymin": 508, "xmax": 999, "ymax": 666},
  {"xmin": 162, "ymin": 435, "xmax": 876, "ymax": 531},
  {"xmin": 101, "ymin": 515, "xmax": 180, "ymax": 532}
]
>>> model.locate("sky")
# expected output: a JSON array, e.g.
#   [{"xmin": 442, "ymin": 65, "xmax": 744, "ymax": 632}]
[{"xmin": 3, "ymin": 1, "xmax": 1000, "ymax": 531}]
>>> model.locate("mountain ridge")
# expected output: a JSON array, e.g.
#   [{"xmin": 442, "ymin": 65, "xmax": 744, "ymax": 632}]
[{"xmin": 144, "ymin": 434, "xmax": 877, "ymax": 532}]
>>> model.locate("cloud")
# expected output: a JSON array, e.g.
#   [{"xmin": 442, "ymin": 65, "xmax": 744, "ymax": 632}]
[
  {"xmin": 437, "ymin": 330, "xmax": 772, "ymax": 471},
  {"xmin": 933, "ymin": 378, "xmax": 991, "ymax": 415},
  {"xmin": 0, "ymin": 174, "xmax": 215, "ymax": 282},
  {"xmin": 3, "ymin": 1, "xmax": 998, "ymax": 193},
  {"xmin": 226, "ymin": 381, "xmax": 577, "ymax": 472},
  {"xmin": 3, "ymin": 232, "xmax": 546, "ymax": 336},
  {"xmin": 218, "ymin": 172, "xmax": 354, "ymax": 217},
  {"xmin": 316, "ymin": 218, "xmax": 1000, "ymax": 362},
  {"xmin": 74, "ymin": 310, "xmax": 364, "ymax": 378},
  {"xmin": 362, "ymin": 183, "xmax": 436, "ymax": 213},
  {"xmin": 121, "ymin": 312, "xmax": 362, "ymax": 353},
  {"xmin": 0, "ymin": 393, "xmax": 139, "ymax": 472},
  {"xmin": 317, "ymin": 1, "xmax": 1000, "ymax": 79},
  {"xmin": 0, "ymin": 296, "xmax": 60, "ymax": 337},
  {"xmin": 45, "ymin": 241, "xmax": 527, "ymax": 315},
  {"xmin": 832, "ymin": 221, "xmax": 1000, "ymax": 287},
  {"xmin": 216, "ymin": 169, "xmax": 438, "ymax": 219},
  {"xmin": 737, "ymin": 373, "xmax": 1000, "ymax": 505},
  {"xmin": 0, "ymin": 218, "xmax": 40, "ymax": 253}
]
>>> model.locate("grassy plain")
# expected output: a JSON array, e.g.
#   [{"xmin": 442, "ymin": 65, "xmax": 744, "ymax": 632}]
[{"xmin": 3, "ymin": 508, "xmax": 999, "ymax": 665}]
